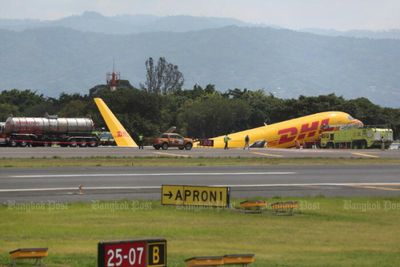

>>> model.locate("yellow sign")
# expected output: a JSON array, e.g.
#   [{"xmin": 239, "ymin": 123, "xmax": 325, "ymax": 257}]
[{"xmin": 161, "ymin": 185, "xmax": 230, "ymax": 207}]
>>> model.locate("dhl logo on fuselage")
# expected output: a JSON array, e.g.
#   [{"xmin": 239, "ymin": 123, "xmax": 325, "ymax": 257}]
[
  {"xmin": 116, "ymin": 131, "xmax": 130, "ymax": 138},
  {"xmin": 277, "ymin": 118, "xmax": 333, "ymax": 145}
]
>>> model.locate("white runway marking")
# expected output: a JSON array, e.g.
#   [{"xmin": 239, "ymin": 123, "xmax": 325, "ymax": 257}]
[
  {"xmin": 216, "ymin": 183, "xmax": 400, "ymax": 187},
  {"xmin": 10, "ymin": 172, "xmax": 296, "ymax": 178},
  {"xmin": 251, "ymin": 152, "xmax": 283, "ymax": 157},
  {"xmin": 153, "ymin": 152, "xmax": 189, "ymax": 157},
  {"xmin": 352, "ymin": 152, "xmax": 380, "ymax": 158},
  {"xmin": 2, "ymin": 183, "xmax": 400, "ymax": 193},
  {"xmin": 0, "ymin": 186, "xmax": 160, "ymax": 193}
]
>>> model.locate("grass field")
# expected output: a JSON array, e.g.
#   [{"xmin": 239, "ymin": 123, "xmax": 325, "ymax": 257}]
[
  {"xmin": 1, "ymin": 197, "xmax": 400, "ymax": 267},
  {"xmin": 1, "ymin": 157, "xmax": 400, "ymax": 168}
]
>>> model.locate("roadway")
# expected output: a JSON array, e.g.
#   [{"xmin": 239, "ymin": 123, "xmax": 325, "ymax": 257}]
[
  {"xmin": 1, "ymin": 165, "xmax": 400, "ymax": 203},
  {"xmin": 1, "ymin": 146, "xmax": 400, "ymax": 158}
]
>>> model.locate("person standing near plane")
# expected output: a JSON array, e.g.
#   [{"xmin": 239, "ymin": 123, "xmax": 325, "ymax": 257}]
[
  {"xmin": 224, "ymin": 134, "xmax": 231, "ymax": 150},
  {"xmin": 244, "ymin": 135, "xmax": 250, "ymax": 150},
  {"xmin": 138, "ymin": 134, "xmax": 144, "ymax": 149}
]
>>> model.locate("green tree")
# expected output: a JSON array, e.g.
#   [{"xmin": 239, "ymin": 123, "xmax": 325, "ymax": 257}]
[
  {"xmin": 141, "ymin": 57, "xmax": 184, "ymax": 95},
  {"xmin": 0, "ymin": 103, "xmax": 19, "ymax": 121},
  {"xmin": 0, "ymin": 89, "xmax": 46, "ymax": 114},
  {"xmin": 179, "ymin": 94, "xmax": 250, "ymax": 138}
]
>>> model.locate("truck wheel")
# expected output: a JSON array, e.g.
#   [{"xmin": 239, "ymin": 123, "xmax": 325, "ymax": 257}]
[
  {"xmin": 154, "ymin": 145, "xmax": 160, "ymax": 150},
  {"xmin": 79, "ymin": 140, "xmax": 87, "ymax": 147},
  {"xmin": 360, "ymin": 140, "xmax": 367, "ymax": 149},
  {"xmin": 179, "ymin": 146, "xmax": 184, "ymax": 150},
  {"xmin": 20, "ymin": 141, "xmax": 27, "ymax": 147},
  {"xmin": 327, "ymin": 142, "xmax": 334, "ymax": 149},
  {"xmin": 162, "ymin": 143, "xmax": 168, "ymax": 150},
  {"xmin": 70, "ymin": 140, "xmax": 77, "ymax": 147},
  {"xmin": 351, "ymin": 142, "xmax": 356, "ymax": 149},
  {"xmin": 10, "ymin": 140, "xmax": 17, "ymax": 147},
  {"xmin": 89, "ymin": 141, "xmax": 98, "ymax": 147},
  {"xmin": 185, "ymin": 143, "xmax": 193, "ymax": 150}
]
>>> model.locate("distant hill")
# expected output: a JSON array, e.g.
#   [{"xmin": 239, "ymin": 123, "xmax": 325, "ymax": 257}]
[
  {"xmin": 0, "ymin": 12, "xmax": 250, "ymax": 34},
  {"xmin": 2, "ymin": 11, "xmax": 400, "ymax": 40},
  {"xmin": 0, "ymin": 26, "xmax": 400, "ymax": 107},
  {"xmin": 302, "ymin": 28, "xmax": 400, "ymax": 40}
]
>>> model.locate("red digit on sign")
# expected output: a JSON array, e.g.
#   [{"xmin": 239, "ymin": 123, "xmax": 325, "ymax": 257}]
[{"xmin": 278, "ymin": 127, "xmax": 298, "ymax": 144}]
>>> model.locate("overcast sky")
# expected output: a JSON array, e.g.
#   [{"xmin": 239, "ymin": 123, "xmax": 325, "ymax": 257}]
[{"xmin": 1, "ymin": 0, "xmax": 400, "ymax": 30}]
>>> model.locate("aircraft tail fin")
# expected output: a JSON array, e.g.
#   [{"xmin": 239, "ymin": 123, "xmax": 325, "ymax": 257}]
[{"xmin": 94, "ymin": 98, "xmax": 138, "ymax": 147}]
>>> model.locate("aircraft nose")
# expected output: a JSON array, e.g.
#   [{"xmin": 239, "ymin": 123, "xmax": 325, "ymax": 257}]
[{"xmin": 352, "ymin": 119, "xmax": 364, "ymax": 127}]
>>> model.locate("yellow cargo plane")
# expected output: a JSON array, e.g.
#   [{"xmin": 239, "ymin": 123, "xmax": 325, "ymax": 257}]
[
  {"xmin": 94, "ymin": 97, "xmax": 362, "ymax": 149},
  {"xmin": 199, "ymin": 111, "xmax": 363, "ymax": 149},
  {"xmin": 94, "ymin": 98, "xmax": 138, "ymax": 147}
]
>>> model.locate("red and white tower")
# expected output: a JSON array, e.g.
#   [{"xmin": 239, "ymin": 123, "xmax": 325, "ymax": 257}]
[{"xmin": 106, "ymin": 60, "xmax": 120, "ymax": 91}]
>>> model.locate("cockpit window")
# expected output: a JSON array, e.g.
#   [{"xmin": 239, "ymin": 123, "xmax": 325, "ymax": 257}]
[{"xmin": 348, "ymin": 115, "xmax": 354, "ymax": 120}]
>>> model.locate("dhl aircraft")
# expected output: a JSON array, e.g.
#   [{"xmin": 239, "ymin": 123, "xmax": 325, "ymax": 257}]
[
  {"xmin": 94, "ymin": 98, "xmax": 138, "ymax": 147},
  {"xmin": 94, "ymin": 97, "xmax": 363, "ymax": 149},
  {"xmin": 199, "ymin": 111, "xmax": 363, "ymax": 149}
]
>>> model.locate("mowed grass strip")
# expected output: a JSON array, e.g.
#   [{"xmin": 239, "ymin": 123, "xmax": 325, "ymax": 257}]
[
  {"xmin": 1, "ymin": 157, "xmax": 400, "ymax": 168},
  {"xmin": 1, "ymin": 197, "xmax": 400, "ymax": 266}
]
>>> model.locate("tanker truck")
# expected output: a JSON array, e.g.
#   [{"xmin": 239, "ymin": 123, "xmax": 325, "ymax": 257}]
[
  {"xmin": 0, "ymin": 116, "xmax": 100, "ymax": 147},
  {"xmin": 0, "ymin": 122, "xmax": 6, "ymax": 146}
]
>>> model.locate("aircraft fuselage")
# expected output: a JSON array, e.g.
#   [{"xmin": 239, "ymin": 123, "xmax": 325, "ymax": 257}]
[{"xmin": 208, "ymin": 111, "xmax": 363, "ymax": 148}]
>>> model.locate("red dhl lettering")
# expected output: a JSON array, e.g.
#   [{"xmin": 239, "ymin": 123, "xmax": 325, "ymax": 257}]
[
  {"xmin": 298, "ymin": 121, "xmax": 319, "ymax": 140},
  {"xmin": 278, "ymin": 127, "xmax": 297, "ymax": 144},
  {"xmin": 116, "ymin": 131, "xmax": 129, "ymax": 138},
  {"xmin": 278, "ymin": 118, "xmax": 331, "ymax": 144}
]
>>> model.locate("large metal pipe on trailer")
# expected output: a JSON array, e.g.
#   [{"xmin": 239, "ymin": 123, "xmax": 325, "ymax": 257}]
[
  {"xmin": 3, "ymin": 116, "xmax": 99, "ymax": 147},
  {"xmin": 4, "ymin": 117, "xmax": 94, "ymax": 134}
]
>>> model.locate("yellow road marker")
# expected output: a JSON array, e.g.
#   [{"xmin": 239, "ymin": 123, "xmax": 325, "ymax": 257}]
[
  {"xmin": 251, "ymin": 152, "xmax": 283, "ymax": 158},
  {"xmin": 154, "ymin": 152, "xmax": 189, "ymax": 158},
  {"xmin": 351, "ymin": 152, "xmax": 380, "ymax": 158}
]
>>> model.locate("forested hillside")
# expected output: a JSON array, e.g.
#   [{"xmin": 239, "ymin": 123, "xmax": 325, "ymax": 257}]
[
  {"xmin": 1, "ymin": 26, "xmax": 400, "ymax": 107},
  {"xmin": 1, "ymin": 86, "xmax": 399, "ymax": 139}
]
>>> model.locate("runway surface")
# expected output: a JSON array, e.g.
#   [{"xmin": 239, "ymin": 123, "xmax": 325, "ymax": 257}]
[
  {"xmin": 1, "ymin": 146, "xmax": 400, "ymax": 159},
  {"xmin": 1, "ymin": 165, "xmax": 400, "ymax": 203}
]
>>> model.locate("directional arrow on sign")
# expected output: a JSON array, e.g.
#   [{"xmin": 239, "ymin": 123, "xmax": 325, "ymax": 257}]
[
  {"xmin": 163, "ymin": 191, "xmax": 173, "ymax": 199},
  {"xmin": 162, "ymin": 185, "xmax": 229, "ymax": 207}
]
